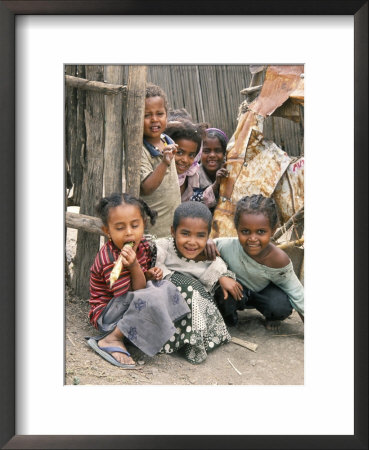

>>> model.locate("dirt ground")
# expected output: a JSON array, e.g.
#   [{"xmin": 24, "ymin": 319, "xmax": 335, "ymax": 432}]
[
  {"xmin": 65, "ymin": 289, "xmax": 304, "ymax": 386},
  {"xmin": 65, "ymin": 224, "xmax": 304, "ymax": 386}
]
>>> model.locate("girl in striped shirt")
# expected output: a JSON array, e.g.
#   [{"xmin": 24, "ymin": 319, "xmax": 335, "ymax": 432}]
[{"xmin": 87, "ymin": 193, "xmax": 190, "ymax": 369}]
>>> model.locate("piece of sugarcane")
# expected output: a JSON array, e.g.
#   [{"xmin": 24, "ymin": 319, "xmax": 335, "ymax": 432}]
[{"xmin": 109, "ymin": 241, "xmax": 134, "ymax": 288}]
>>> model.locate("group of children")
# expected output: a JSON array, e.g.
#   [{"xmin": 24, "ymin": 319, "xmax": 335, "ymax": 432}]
[
  {"xmin": 139, "ymin": 83, "xmax": 229, "ymax": 238},
  {"xmin": 86, "ymin": 83, "xmax": 304, "ymax": 369}
]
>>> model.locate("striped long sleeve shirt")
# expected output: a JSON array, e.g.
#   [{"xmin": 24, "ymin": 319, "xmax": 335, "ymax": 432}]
[{"xmin": 89, "ymin": 238, "xmax": 152, "ymax": 328}]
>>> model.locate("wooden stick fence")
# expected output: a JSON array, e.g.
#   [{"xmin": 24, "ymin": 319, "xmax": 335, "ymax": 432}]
[
  {"xmin": 65, "ymin": 74, "xmax": 127, "ymax": 95},
  {"xmin": 65, "ymin": 65, "xmax": 146, "ymax": 298}
]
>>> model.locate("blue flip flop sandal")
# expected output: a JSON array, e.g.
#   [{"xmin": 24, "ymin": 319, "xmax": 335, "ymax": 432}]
[{"xmin": 87, "ymin": 338, "xmax": 137, "ymax": 369}]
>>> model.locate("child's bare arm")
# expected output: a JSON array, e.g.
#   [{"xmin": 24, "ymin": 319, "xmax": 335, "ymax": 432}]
[
  {"xmin": 219, "ymin": 277, "xmax": 243, "ymax": 300},
  {"xmin": 211, "ymin": 166, "xmax": 229, "ymax": 194},
  {"xmin": 140, "ymin": 146, "xmax": 177, "ymax": 195},
  {"xmin": 141, "ymin": 161, "xmax": 170, "ymax": 195},
  {"xmin": 145, "ymin": 266, "xmax": 163, "ymax": 281},
  {"xmin": 203, "ymin": 238, "xmax": 220, "ymax": 260}
]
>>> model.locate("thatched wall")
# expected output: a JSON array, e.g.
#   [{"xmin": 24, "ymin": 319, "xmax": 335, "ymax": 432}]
[{"xmin": 122, "ymin": 65, "xmax": 303, "ymax": 157}]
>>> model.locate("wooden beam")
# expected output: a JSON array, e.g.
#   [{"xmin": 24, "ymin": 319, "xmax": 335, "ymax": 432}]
[
  {"xmin": 71, "ymin": 66, "xmax": 105, "ymax": 298},
  {"xmin": 231, "ymin": 336, "xmax": 258, "ymax": 352},
  {"xmin": 124, "ymin": 65, "xmax": 147, "ymax": 196},
  {"xmin": 65, "ymin": 74, "xmax": 127, "ymax": 95},
  {"xmin": 277, "ymin": 237, "xmax": 304, "ymax": 250},
  {"xmin": 240, "ymin": 84, "xmax": 262, "ymax": 95},
  {"xmin": 272, "ymin": 206, "xmax": 304, "ymax": 242},
  {"xmin": 65, "ymin": 212, "xmax": 104, "ymax": 236},
  {"xmin": 104, "ymin": 66, "xmax": 124, "ymax": 195}
]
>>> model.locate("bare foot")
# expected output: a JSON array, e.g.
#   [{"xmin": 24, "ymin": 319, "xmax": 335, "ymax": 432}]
[
  {"xmin": 265, "ymin": 320, "xmax": 281, "ymax": 332},
  {"xmin": 98, "ymin": 327, "xmax": 135, "ymax": 366}
]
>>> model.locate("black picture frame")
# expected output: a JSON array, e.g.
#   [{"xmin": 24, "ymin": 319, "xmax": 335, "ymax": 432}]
[{"xmin": 0, "ymin": 1, "xmax": 367, "ymax": 449}]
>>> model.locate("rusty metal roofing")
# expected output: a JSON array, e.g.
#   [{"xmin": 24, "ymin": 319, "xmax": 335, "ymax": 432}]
[
  {"xmin": 248, "ymin": 65, "xmax": 304, "ymax": 117},
  {"xmin": 274, "ymin": 156, "xmax": 304, "ymax": 224},
  {"xmin": 211, "ymin": 65, "xmax": 304, "ymax": 238},
  {"xmin": 211, "ymin": 130, "xmax": 295, "ymax": 238}
]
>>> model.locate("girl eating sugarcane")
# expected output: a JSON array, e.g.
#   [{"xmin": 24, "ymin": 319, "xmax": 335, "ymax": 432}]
[{"xmin": 87, "ymin": 193, "xmax": 190, "ymax": 369}]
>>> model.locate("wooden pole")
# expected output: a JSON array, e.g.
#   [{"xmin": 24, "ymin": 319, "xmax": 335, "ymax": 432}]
[
  {"xmin": 272, "ymin": 206, "xmax": 304, "ymax": 242},
  {"xmin": 277, "ymin": 237, "xmax": 304, "ymax": 250},
  {"xmin": 104, "ymin": 66, "xmax": 124, "ymax": 196},
  {"xmin": 65, "ymin": 65, "xmax": 77, "ymax": 191},
  {"xmin": 65, "ymin": 65, "xmax": 78, "ymax": 285},
  {"xmin": 66, "ymin": 65, "xmax": 86, "ymax": 206},
  {"xmin": 65, "ymin": 74, "xmax": 127, "ymax": 95},
  {"xmin": 65, "ymin": 211, "xmax": 104, "ymax": 235},
  {"xmin": 124, "ymin": 65, "xmax": 147, "ymax": 196},
  {"xmin": 72, "ymin": 66, "xmax": 105, "ymax": 299}
]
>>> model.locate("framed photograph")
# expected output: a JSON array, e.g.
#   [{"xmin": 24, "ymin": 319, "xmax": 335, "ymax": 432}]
[{"xmin": 1, "ymin": 1, "xmax": 367, "ymax": 449}]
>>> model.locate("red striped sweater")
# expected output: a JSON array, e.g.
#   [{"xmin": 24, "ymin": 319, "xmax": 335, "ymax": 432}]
[{"xmin": 89, "ymin": 238, "xmax": 152, "ymax": 328}]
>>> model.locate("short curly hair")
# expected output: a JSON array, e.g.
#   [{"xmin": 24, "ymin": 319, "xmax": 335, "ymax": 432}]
[
  {"xmin": 165, "ymin": 119, "xmax": 206, "ymax": 154},
  {"xmin": 167, "ymin": 108, "xmax": 193, "ymax": 122},
  {"xmin": 173, "ymin": 201, "xmax": 213, "ymax": 233},
  {"xmin": 145, "ymin": 83, "xmax": 169, "ymax": 112}
]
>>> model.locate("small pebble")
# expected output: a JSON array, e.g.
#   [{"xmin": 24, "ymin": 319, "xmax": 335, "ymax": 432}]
[{"xmin": 138, "ymin": 360, "xmax": 145, "ymax": 365}]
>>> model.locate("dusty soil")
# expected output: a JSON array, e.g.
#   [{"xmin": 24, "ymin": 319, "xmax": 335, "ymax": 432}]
[
  {"xmin": 65, "ymin": 222, "xmax": 304, "ymax": 386},
  {"xmin": 65, "ymin": 289, "xmax": 304, "ymax": 386}
]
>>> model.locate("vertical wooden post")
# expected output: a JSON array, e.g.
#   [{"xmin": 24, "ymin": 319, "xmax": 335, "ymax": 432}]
[
  {"xmin": 123, "ymin": 65, "xmax": 147, "ymax": 197},
  {"xmin": 74, "ymin": 65, "xmax": 87, "ymax": 206},
  {"xmin": 67, "ymin": 65, "xmax": 86, "ymax": 206},
  {"xmin": 104, "ymin": 65, "xmax": 124, "ymax": 196},
  {"xmin": 65, "ymin": 65, "xmax": 77, "ymax": 194},
  {"xmin": 72, "ymin": 66, "xmax": 105, "ymax": 298},
  {"xmin": 65, "ymin": 65, "xmax": 77, "ymax": 286}
]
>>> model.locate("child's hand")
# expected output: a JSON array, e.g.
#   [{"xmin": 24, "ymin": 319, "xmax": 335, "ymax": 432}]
[
  {"xmin": 215, "ymin": 166, "xmax": 229, "ymax": 184},
  {"xmin": 212, "ymin": 165, "xmax": 229, "ymax": 192},
  {"xmin": 121, "ymin": 245, "xmax": 137, "ymax": 269},
  {"xmin": 162, "ymin": 144, "xmax": 178, "ymax": 166},
  {"xmin": 203, "ymin": 238, "xmax": 220, "ymax": 260},
  {"xmin": 145, "ymin": 266, "xmax": 163, "ymax": 281},
  {"xmin": 219, "ymin": 277, "xmax": 243, "ymax": 300}
]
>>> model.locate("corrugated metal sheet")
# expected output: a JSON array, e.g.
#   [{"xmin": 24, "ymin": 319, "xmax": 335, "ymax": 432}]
[
  {"xmin": 274, "ymin": 156, "xmax": 304, "ymax": 223},
  {"xmin": 248, "ymin": 65, "xmax": 304, "ymax": 117},
  {"xmin": 211, "ymin": 130, "xmax": 295, "ymax": 238},
  {"xmin": 211, "ymin": 65, "xmax": 304, "ymax": 238},
  {"xmin": 231, "ymin": 130, "xmax": 291, "ymax": 200}
]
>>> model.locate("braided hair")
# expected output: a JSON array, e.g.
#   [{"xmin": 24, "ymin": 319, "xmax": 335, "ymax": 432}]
[
  {"xmin": 96, "ymin": 193, "xmax": 158, "ymax": 227},
  {"xmin": 234, "ymin": 194, "xmax": 279, "ymax": 230}
]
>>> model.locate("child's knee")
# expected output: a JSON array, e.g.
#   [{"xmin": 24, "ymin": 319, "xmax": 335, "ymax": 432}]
[{"xmin": 269, "ymin": 296, "xmax": 292, "ymax": 320}]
